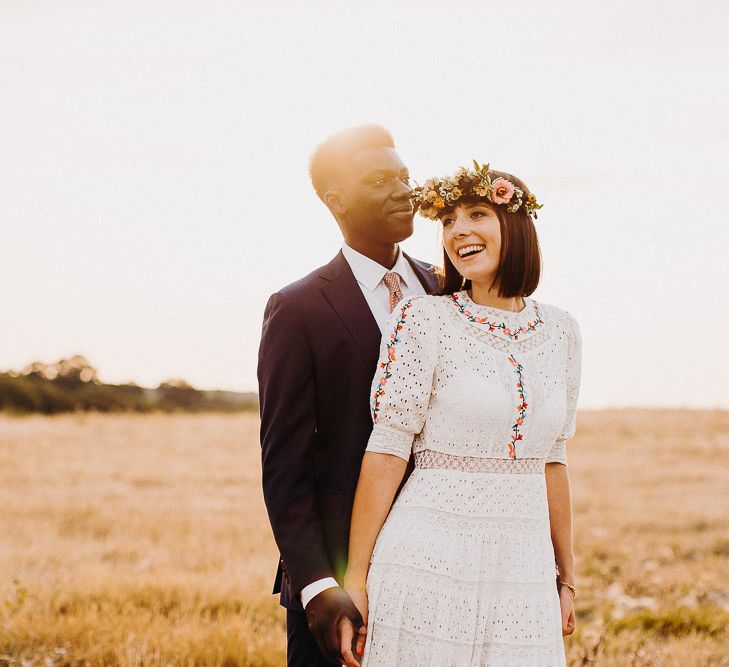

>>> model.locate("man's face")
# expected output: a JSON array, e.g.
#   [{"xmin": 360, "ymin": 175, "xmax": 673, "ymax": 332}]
[{"xmin": 334, "ymin": 147, "xmax": 414, "ymax": 245}]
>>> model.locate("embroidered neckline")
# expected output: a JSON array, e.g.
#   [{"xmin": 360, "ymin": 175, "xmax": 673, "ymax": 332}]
[
  {"xmin": 449, "ymin": 291, "xmax": 544, "ymax": 341},
  {"xmin": 446, "ymin": 292, "xmax": 535, "ymax": 459}
]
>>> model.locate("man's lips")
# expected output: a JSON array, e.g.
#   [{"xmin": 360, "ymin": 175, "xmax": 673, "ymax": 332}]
[{"xmin": 390, "ymin": 206, "xmax": 413, "ymax": 215}]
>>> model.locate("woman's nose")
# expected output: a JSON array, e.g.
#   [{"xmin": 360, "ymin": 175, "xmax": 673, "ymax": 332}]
[{"xmin": 451, "ymin": 216, "xmax": 469, "ymax": 237}]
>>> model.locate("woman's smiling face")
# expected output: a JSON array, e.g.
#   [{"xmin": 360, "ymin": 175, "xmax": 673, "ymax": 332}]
[{"xmin": 441, "ymin": 200, "xmax": 502, "ymax": 286}]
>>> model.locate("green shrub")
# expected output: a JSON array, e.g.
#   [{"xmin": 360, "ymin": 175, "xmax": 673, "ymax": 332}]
[{"xmin": 0, "ymin": 370, "xmax": 256, "ymax": 414}]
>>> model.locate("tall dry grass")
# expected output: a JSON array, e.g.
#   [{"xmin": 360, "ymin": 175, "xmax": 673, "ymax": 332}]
[
  {"xmin": 0, "ymin": 414, "xmax": 282, "ymax": 666},
  {"xmin": 1, "ymin": 411, "xmax": 728, "ymax": 666}
]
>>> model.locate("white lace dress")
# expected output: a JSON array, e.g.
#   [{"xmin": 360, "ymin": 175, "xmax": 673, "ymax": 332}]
[{"xmin": 362, "ymin": 291, "xmax": 581, "ymax": 667}]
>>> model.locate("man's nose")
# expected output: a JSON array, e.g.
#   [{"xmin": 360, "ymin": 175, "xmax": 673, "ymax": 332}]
[{"xmin": 391, "ymin": 179, "xmax": 412, "ymax": 199}]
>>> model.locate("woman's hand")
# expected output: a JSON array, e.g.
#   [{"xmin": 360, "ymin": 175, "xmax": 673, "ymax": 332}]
[
  {"xmin": 559, "ymin": 585, "xmax": 576, "ymax": 636},
  {"xmin": 348, "ymin": 588, "xmax": 368, "ymax": 628},
  {"xmin": 339, "ymin": 585, "xmax": 368, "ymax": 666},
  {"xmin": 343, "ymin": 452, "xmax": 407, "ymax": 665}
]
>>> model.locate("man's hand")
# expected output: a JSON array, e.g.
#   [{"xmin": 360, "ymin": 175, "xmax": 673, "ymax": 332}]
[{"xmin": 305, "ymin": 586, "xmax": 365, "ymax": 665}]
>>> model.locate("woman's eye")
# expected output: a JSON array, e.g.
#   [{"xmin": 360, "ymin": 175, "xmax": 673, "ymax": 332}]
[{"xmin": 441, "ymin": 218, "xmax": 454, "ymax": 227}]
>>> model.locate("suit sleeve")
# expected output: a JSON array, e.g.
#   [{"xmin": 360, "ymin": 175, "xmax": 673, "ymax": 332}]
[
  {"xmin": 546, "ymin": 312, "xmax": 582, "ymax": 465},
  {"xmin": 258, "ymin": 291, "xmax": 333, "ymax": 595}
]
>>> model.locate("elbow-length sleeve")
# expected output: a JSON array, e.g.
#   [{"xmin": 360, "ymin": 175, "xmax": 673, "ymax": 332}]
[
  {"xmin": 547, "ymin": 312, "xmax": 582, "ymax": 465},
  {"xmin": 366, "ymin": 297, "xmax": 438, "ymax": 461}
]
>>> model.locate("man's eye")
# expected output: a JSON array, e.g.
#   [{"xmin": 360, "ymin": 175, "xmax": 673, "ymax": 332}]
[
  {"xmin": 401, "ymin": 176, "xmax": 410, "ymax": 185},
  {"xmin": 373, "ymin": 178, "xmax": 387, "ymax": 185}
]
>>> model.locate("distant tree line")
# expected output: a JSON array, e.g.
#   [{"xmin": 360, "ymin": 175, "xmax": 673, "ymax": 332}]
[{"xmin": 0, "ymin": 356, "xmax": 258, "ymax": 414}]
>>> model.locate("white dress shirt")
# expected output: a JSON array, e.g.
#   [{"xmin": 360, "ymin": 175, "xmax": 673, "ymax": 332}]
[
  {"xmin": 341, "ymin": 242, "xmax": 427, "ymax": 332},
  {"xmin": 300, "ymin": 243, "xmax": 428, "ymax": 609}
]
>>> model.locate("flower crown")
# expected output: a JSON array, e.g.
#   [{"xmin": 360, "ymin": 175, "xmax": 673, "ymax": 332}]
[{"xmin": 411, "ymin": 160, "xmax": 543, "ymax": 220}]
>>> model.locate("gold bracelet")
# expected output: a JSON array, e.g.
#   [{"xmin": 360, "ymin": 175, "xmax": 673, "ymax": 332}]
[{"xmin": 558, "ymin": 581, "xmax": 576, "ymax": 597}]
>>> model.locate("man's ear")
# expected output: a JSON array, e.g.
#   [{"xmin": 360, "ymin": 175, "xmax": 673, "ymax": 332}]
[{"xmin": 324, "ymin": 190, "xmax": 345, "ymax": 216}]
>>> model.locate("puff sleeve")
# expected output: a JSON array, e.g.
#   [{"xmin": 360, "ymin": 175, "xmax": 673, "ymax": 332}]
[
  {"xmin": 546, "ymin": 312, "xmax": 582, "ymax": 465},
  {"xmin": 365, "ymin": 297, "xmax": 438, "ymax": 461}
]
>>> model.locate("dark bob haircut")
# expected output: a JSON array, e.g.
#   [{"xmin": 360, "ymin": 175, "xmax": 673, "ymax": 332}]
[
  {"xmin": 308, "ymin": 124, "xmax": 394, "ymax": 202},
  {"xmin": 437, "ymin": 171, "xmax": 541, "ymax": 298}
]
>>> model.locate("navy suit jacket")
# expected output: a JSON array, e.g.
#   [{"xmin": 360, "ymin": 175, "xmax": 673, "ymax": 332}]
[{"xmin": 257, "ymin": 250, "xmax": 439, "ymax": 610}]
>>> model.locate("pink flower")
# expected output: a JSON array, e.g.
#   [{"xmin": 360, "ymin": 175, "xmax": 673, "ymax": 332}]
[{"xmin": 491, "ymin": 177, "xmax": 515, "ymax": 204}]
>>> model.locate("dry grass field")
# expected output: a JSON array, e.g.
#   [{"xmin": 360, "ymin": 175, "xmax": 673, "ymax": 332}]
[{"xmin": 1, "ymin": 411, "xmax": 728, "ymax": 666}]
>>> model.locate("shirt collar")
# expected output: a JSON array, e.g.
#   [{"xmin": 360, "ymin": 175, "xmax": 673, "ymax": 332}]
[{"xmin": 341, "ymin": 243, "xmax": 412, "ymax": 292}]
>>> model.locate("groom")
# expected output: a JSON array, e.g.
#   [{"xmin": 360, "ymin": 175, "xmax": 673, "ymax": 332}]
[{"xmin": 258, "ymin": 125, "xmax": 439, "ymax": 665}]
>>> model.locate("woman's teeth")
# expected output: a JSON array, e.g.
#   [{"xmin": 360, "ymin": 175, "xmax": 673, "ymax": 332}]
[{"xmin": 458, "ymin": 244, "xmax": 485, "ymax": 258}]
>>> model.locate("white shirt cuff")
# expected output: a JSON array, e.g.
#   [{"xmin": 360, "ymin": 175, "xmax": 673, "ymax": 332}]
[{"xmin": 301, "ymin": 577, "xmax": 339, "ymax": 608}]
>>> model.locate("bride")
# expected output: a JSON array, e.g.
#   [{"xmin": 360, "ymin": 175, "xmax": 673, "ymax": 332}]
[{"xmin": 340, "ymin": 162, "xmax": 581, "ymax": 666}]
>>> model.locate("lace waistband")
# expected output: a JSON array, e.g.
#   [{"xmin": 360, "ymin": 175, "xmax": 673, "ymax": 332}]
[{"xmin": 413, "ymin": 449, "xmax": 544, "ymax": 474}]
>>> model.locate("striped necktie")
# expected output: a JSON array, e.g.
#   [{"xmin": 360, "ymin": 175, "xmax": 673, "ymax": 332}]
[{"xmin": 383, "ymin": 272, "xmax": 404, "ymax": 312}]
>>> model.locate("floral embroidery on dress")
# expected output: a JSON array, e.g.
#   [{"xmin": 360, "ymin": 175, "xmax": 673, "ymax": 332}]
[
  {"xmin": 444, "ymin": 293, "xmax": 539, "ymax": 459},
  {"xmin": 507, "ymin": 355, "xmax": 528, "ymax": 459},
  {"xmin": 371, "ymin": 298, "xmax": 417, "ymax": 422},
  {"xmin": 448, "ymin": 293, "xmax": 544, "ymax": 340},
  {"xmin": 361, "ymin": 295, "xmax": 579, "ymax": 665}
]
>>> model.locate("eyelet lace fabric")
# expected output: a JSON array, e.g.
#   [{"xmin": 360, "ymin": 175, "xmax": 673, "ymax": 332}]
[
  {"xmin": 363, "ymin": 295, "xmax": 581, "ymax": 666},
  {"xmin": 414, "ymin": 449, "xmax": 544, "ymax": 474}
]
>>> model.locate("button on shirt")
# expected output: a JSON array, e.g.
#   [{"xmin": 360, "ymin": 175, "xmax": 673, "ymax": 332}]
[{"xmin": 299, "ymin": 243, "xmax": 428, "ymax": 609}]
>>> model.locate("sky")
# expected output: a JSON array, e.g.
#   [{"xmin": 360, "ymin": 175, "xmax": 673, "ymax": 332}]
[{"xmin": 1, "ymin": 1, "xmax": 728, "ymax": 408}]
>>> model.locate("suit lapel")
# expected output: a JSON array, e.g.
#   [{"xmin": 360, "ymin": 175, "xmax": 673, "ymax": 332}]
[
  {"xmin": 319, "ymin": 252, "xmax": 382, "ymax": 367},
  {"xmin": 404, "ymin": 252, "xmax": 440, "ymax": 295}
]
